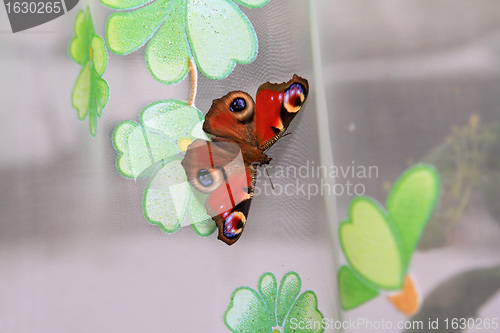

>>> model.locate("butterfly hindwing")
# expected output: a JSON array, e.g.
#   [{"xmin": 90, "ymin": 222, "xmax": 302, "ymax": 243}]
[
  {"xmin": 212, "ymin": 166, "xmax": 256, "ymax": 245},
  {"xmin": 182, "ymin": 139, "xmax": 254, "ymax": 245}
]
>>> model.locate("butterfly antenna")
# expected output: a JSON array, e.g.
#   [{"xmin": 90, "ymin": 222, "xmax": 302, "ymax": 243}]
[
  {"xmin": 281, "ymin": 132, "xmax": 292, "ymax": 138},
  {"xmin": 265, "ymin": 166, "xmax": 275, "ymax": 190}
]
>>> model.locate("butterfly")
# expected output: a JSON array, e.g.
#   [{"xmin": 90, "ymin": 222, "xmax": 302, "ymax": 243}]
[{"xmin": 181, "ymin": 75, "xmax": 309, "ymax": 245}]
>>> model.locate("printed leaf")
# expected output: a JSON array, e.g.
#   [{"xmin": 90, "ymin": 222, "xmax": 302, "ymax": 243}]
[
  {"xmin": 145, "ymin": 2, "xmax": 190, "ymax": 84},
  {"xmin": 258, "ymin": 272, "xmax": 278, "ymax": 327},
  {"xmin": 190, "ymin": 119, "xmax": 210, "ymax": 140},
  {"xmin": 113, "ymin": 121, "xmax": 177, "ymax": 179},
  {"xmin": 386, "ymin": 164, "xmax": 440, "ymax": 267},
  {"xmin": 338, "ymin": 164, "xmax": 442, "ymax": 312},
  {"xmin": 340, "ymin": 197, "xmax": 404, "ymax": 290},
  {"xmin": 71, "ymin": 64, "xmax": 110, "ymax": 136},
  {"xmin": 141, "ymin": 100, "xmax": 202, "ymax": 140},
  {"xmin": 224, "ymin": 287, "xmax": 273, "ymax": 333},
  {"xmin": 143, "ymin": 158, "xmax": 191, "ymax": 232},
  {"xmin": 106, "ymin": 0, "xmax": 169, "ymax": 55},
  {"xmin": 100, "ymin": 0, "xmax": 152, "ymax": 10},
  {"xmin": 338, "ymin": 265, "xmax": 379, "ymax": 311},
  {"xmin": 233, "ymin": 0, "xmax": 269, "ymax": 8},
  {"xmin": 187, "ymin": 0, "xmax": 257, "ymax": 79},
  {"xmin": 112, "ymin": 99, "xmax": 215, "ymax": 238},
  {"xmin": 93, "ymin": 75, "xmax": 109, "ymax": 118},
  {"xmin": 69, "ymin": 8, "xmax": 109, "ymax": 137},
  {"xmin": 224, "ymin": 272, "xmax": 325, "ymax": 333},
  {"xmin": 69, "ymin": 10, "xmax": 91, "ymax": 65},
  {"xmin": 112, "ymin": 100, "xmax": 202, "ymax": 179},
  {"xmin": 72, "ymin": 62, "xmax": 92, "ymax": 120},
  {"xmin": 283, "ymin": 291, "xmax": 324, "ymax": 333},
  {"xmin": 100, "ymin": 0, "xmax": 265, "ymax": 83},
  {"xmin": 91, "ymin": 36, "xmax": 108, "ymax": 76},
  {"xmin": 277, "ymin": 272, "xmax": 301, "ymax": 326},
  {"xmin": 189, "ymin": 188, "xmax": 216, "ymax": 237}
]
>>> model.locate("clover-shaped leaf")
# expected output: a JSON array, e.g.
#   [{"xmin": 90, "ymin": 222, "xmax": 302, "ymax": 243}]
[
  {"xmin": 69, "ymin": 7, "xmax": 109, "ymax": 136},
  {"xmin": 386, "ymin": 164, "xmax": 441, "ymax": 267},
  {"xmin": 224, "ymin": 272, "xmax": 324, "ymax": 333},
  {"xmin": 277, "ymin": 272, "xmax": 302, "ymax": 326},
  {"xmin": 233, "ymin": 0, "xmax": 269, "ymax": 7},
  {"xmin": 113, "ymin": 100, "xmax": 204, "ymax": 179},
  {"xmin": 225, "ymin": 287, "xmax": 273, "ymax": 333},
  {"xmin": 100, "ymin": 0, "xmax": 267, "ymax": 84},
  {"xmin": 144, "ymin": 157, "xmax": 191, "ymax": 232},
  {"xmin": 258, "ymin": 273, "xmax": 278, "ymax": 326},
  {"xmin": 143, "ymin": 156, "xmax": 215, "ymax": 235},
  {"xmin": 340, "ymin": 197, "xmax": 404, "ymax": 290},
  {"xmin": 283, "ymin": 291, "xmax": 324, "ymax": 333},
  {"xmin": 338, "ymin": 164, "xmax": 440, "ymax": 313},
  {"xmin": 338, "ymin": 266, "xmax": 379, "ymax": 311},
  {"xmin": 113, "ymin": 99, "xmax": 215, "ymax": 236}
]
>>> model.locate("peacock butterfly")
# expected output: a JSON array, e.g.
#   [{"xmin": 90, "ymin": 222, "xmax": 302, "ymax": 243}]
[{"xmin": 181, "ymin": 75, "xmax": 309, "ymax": 245}]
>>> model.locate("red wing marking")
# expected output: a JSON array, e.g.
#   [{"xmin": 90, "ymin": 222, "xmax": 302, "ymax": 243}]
[
  {"xmin": 254, "ymin": 89, "xmax": 283, "ymax": 145},
  {"xmin": 206, "ymin": 171, "xmax": 249, "ymax": 216}
]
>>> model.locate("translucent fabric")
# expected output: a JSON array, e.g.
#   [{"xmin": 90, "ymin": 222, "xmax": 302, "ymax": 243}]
[
  {"xmin": 2, "ymin": 0, "xmax": 500, "ymax": 332},
  {"xmin": 1, "ymin": 1, "xmax": 338, "ymax": 332}
]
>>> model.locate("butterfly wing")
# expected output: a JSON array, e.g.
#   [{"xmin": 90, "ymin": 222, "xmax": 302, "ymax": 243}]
[
  {"xmin": 202, "ymin": 91, "xmax": 257, "ymax": 146},
  {"xmin": 181, "ymin": 139, "xmax": 255, "ymax": 245},
  {"xmin": 211, "ymin": 165, "xmax": 256, "ymax": 245},
  {"xmin": 203, "ymin": 75, "xmax": 309, "ymax": 151},
  {"xmin": 183, "ymin": 75, "xmax": 308, "ymax": 245},
  {"xmin": 254, "ymin": 74, "xmax": 309, "ymax": 150}
]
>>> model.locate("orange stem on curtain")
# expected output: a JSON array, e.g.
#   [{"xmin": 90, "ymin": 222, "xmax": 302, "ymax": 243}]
[{"xmin": 188, "ymin": 58, "xmax": 198, "ymax": 106}]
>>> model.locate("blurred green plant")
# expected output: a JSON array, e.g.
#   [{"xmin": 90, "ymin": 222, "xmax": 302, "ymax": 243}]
[{"xmin": 420, "ymin": 115, "xmax": 500, "ymax": 249}]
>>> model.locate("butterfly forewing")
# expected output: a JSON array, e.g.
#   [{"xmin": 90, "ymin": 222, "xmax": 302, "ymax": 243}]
[{"xmin": 254, "ymin": 74, "xmax": 309, "ymax": 150}]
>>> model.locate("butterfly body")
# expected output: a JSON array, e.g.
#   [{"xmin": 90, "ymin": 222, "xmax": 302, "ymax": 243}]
[{"xmin": 182, "ymin": 75, "xmax": 309, "ymax": 245}]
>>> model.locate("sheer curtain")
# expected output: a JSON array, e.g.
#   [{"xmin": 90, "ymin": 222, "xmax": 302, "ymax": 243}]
[
  {"xmin": 0, "ymin": 1, "xmax": 339, "ymax": 331},
  {"xmin": 317, "ymin": 1, "xmax": 500, "ymax": 332},
  {"xmin": 3, "ymin": 1, "xmax": 500, "ymax": 332}
]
